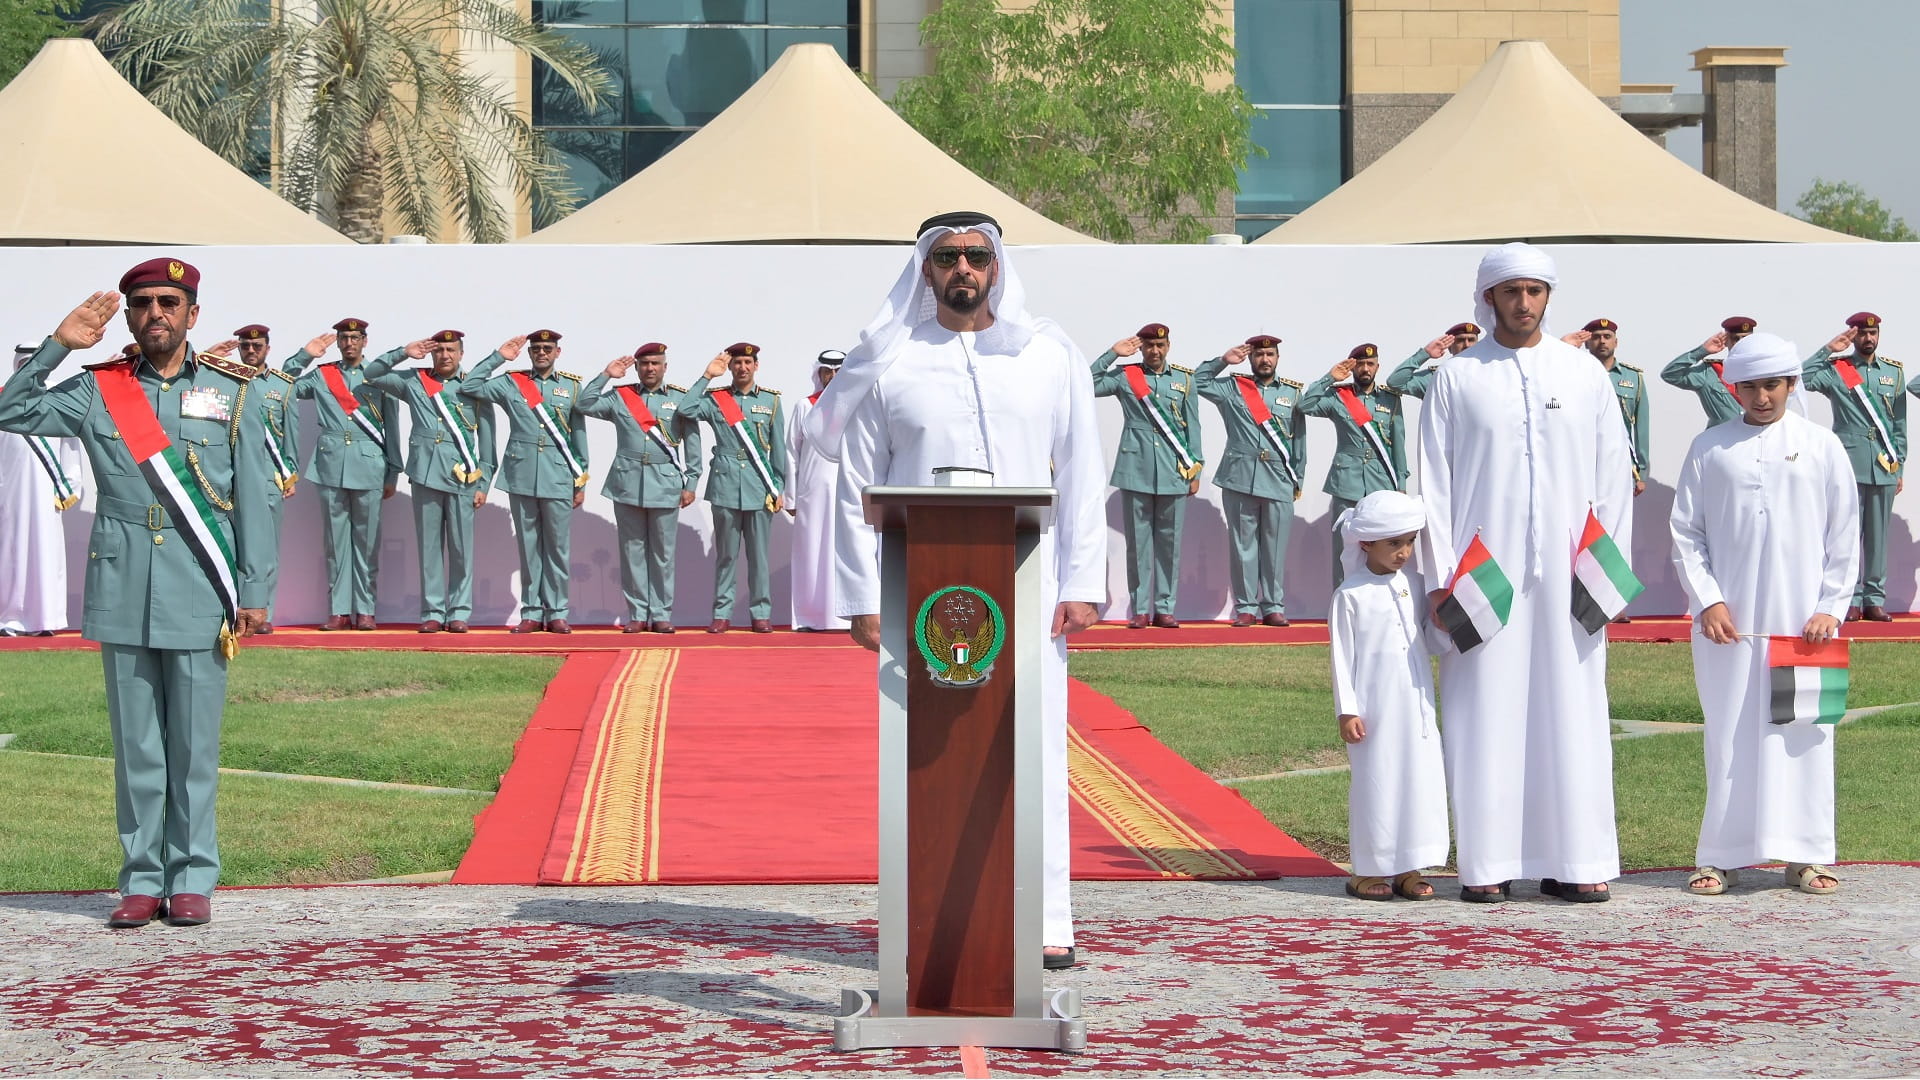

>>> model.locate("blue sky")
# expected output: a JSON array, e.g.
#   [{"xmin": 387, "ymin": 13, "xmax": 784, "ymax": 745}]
[{"xmin": 1621, "ymin": 0, "xmax": 1919, "ymax": 228}]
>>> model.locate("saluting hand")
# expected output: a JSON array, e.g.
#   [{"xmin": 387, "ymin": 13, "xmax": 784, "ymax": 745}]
[
  {"xmin": 704, "ymin": 352, "xmax": 731, "ymax": 379},
  {"xmin": 52, "ymin": 292, "xmax": 120, "ymax": 350},
  {"xmin": 1330, "ymin": 358, "xmax": 1355, "ymax": 381},
  {"xmin": 1561, "ymin": 330, "xmax": 1592, "ymax": 347},
  {"xmin": 1701, "ymin": 330, "xmax": 1731, "ymax": 355},
  {"xmin": 498, "ymin": 334, "xmax": 529, "ymax": 361},
  {"xmin": 304, "ymin": 332, "xmax": 337, "ymax": 358},
  {"xmin": 403, "ymin": 339, "xmax": 433, "ymax": 360},
  {"xmin": 1425, "ymin": 335, "xmax": 1453, "ymax": 359},
  {"xmin": 1223, "ymin": 344, "xmax": 1252, "ymax": 365},
  {"xmin": 1827, "ymin": 328, "xmax": 1857, "ymax": 355},
  {"xmin": 203, "ymin": 339, "xmax": 239, "ymax": 359},
  {"xmin": 605, "ymin": 355, "xmax": 635, "ymax": 379},
  {"xmin": 1112, "ymin": 336, "xmax": 1142, "ymax": 357}
]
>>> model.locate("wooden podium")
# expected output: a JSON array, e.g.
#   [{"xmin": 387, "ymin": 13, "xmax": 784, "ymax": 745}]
[{"xmin": 834, "ymin": 484, "xmax": 1086, "ymax": 1052}]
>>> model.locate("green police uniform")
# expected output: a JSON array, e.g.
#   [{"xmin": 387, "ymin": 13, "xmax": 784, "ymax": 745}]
[
  {"xmin": 284, "ymin": 350, "xmax": 402, "ymax": 620},
  {"xmin": 1301, "ymin": 370, "xmax": 1408, "ymax": 585},
  {"xmin": 1091, "ymin": 349, "xmax": 1203, "ymax": 618},
  {"xmin": 364, "ymin": 348, "xmax": 498, "ymax": 624},
  {"xmin": 462, "ymin": 351, "xmax": 590, "ymax": 626},
  {"xmin": 1195, "ymin": 356, "xmax": 1306, "ymax": 619},
  {"xmin": 1803, "ymin": 344, "xmax": 1906, "ymax": 609},
  {"xmin": 0, "ymin": 337, "xmax": 272, "ymax": 901},
  {"xmin": 678, "ymin": 381, "xmax": 786, "ymax": 623},
  {"xmin": 255, "ymin": 365, "xmax": 298, "ymax": 622},
  {"xmin": 1383, "ymin": 349, "xmax": 1438, "ymax": 399},
  {"xmin": 1661, "ymin": 345, "xmax": 1745, "ymax": 427},
  {"xmin": 577, "ymin": 374, "xmax": 704, "ymax": 626},
  {"xmin": 1604, "ymin": 360, "xmax": 1650, "ymax": 486}
]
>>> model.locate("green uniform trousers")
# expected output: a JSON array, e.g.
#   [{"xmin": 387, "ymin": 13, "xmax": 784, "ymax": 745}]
[
  {"xmin": 1329, "ymin": 495, "xmax": 1357, "ymax": 588},
  {"xmin": 711, "ymin": 505, "xmax": 772, "ymax": 621},
  {"xmin": 414, "ymin": 488, "xmax": 476, "ymax": 622},
  {"xmin": 1857, "ymin": 483, "xmax": 1893, "ymax": 606},
  {"xmin": 1120, "ymin": 489, "xmax": 1186, "ymax": 616},
  {"xmin": 615, "ymin": 502, "xmax": 678, "ymax": 625},
  {"xmin": 509, "ymin": 493, "xmax": 572, "ymax": 622},
  {"xmin": 102, "ymin": 644, "xmax": 226, "ymax": 898},
  {"xmin": 1224, "ymin": 488, "xmax": 1293, "ymax": 616},
  {"xmin": 316, "ymin": 483, "xmax": 382, "ymax": 617},
  {"xmin": 262, "ymin": 491, "xmax": 284, "ymax": 620}
]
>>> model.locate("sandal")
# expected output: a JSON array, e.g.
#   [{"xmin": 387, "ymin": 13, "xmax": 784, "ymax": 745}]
[
  {"xmin": 1345, "ymin": 875, "xmax": 1394, "ymax": 901},
  {"xmin": 1392, "ymin": 870, "xmax": 1436, "ymax": 901},
  {"xmin": 1686, "ymin": 866, "xmax": 1737, "ymax": 895},
  {"xmin": 1460, "ymin": 880, "xmax": 1510, "ymax": 904},
  {"xmin": 1540, "ymin": 878, "xmax": 1611, "ymax": 904},
  {"xmin": 1785, "ymin": 863, "xmax": 1839, "ymax": 895}
]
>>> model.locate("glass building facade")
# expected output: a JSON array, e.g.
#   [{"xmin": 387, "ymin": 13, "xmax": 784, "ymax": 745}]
[
  {"xmin": 532, "ymin": 1, "xmax": 860, "ymax": 226},
  {"xmin": 1234, "ymin": 0, "xmax": 1345, "ymax": 239}
]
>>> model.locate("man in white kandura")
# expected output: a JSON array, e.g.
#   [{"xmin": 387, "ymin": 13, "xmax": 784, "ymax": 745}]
[
  {"xmin": 1418, "ymin": 242, "xmax": 1633, "ymax": 903},
  {"xmin": 0, "ymin": 344, "xmax": 84, "ymax": 636},
  {"xmin": 785, "ymin": 349, "xmax": 850, "ymax": 632},
  {"xmin": 810, "ymin": 210, "xmax": 1107, "ymax": 969},
  {"xmin": 1669, "ymin": 332, "xmax": 1857, "ymax": 899}
]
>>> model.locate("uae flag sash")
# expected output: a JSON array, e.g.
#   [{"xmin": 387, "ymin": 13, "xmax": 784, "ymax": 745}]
[
  {"xmin": 1436, "ymin": 533, "xmax": 1513, "ymax": 653},
  {"xmin": 1707, "ymin": 360, "xmax": 1739, "ymax": 400},
  {"xmin": 1616, "ymin": 396, "xmax": 1646, "ymax": 481},
  {"xmin": 1232, "ymin": 376, "xmax": 1301, "ymax": 490},
  {"xmin": 1336, "ymin": 385, "xmax": 1397, "ymax": 488},
  {"xmin": 1768, "ymin": 636, "xmax": 1849, "ymax": 726},
  {"xmin": 317, "ymin": 362, "xmax": 385, "ymax": 446},
  {"xmin": 93, "ymin": 363, "xmax": 240, "ymax": 658},
  {"xmin": 263, "ymin": 410, "xmax": 296, "ymax": 494},
  {"xmin": 509, "ymin": 372, "xmax": 588, "ymax": 487},
  {"xmin": 419, "ymin": 370, "xmax": 482, "ymax": 485},
  {"xmin": 617, "ymin": 385, "xmax": 682, "ymax": 469},
  {"xmin": 21, "ymin": 434, "xmax": 79, "ymax": 510},
  {"xmin": 1121, "ymin": 365, "xmax": 1201, "ymax": 480},
  {"xmin": 1572, "ymin": 508, "xmax": 1644, "ymax": 632},
  {"xmin": 711, "ymin": 388, "xmax": 781, "ymax": 511},
  {"xmin": 1832, "ymin": 358, "xmax": 1902, "ymax": 474}
]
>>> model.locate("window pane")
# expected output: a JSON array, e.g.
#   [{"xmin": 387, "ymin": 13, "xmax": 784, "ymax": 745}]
[
  {"xmin": 545, "ymin": 129, "xmax": 627, "ymax": 224},
  {"xmin": 1236, "ymin": 109, "xmax": 1342, "ymax": 218},
  {"xmin": 1236, "ymin": 0, "xmax": 1341, "ymax": 106},
  {"xmin": 536, "ymin": 0, "xmax": 625, "ymax": 24},
  {"xmin": 767, "ymin": 27, "xmax": 849, "ymax": 62},
  {"xmin": 628, "ymin": 26, "xmax": 765, "ymax": 125},
  {"xmin": 627, "ymin": 0, "xmax": 768, "ymax": 22},
  {"xmin": 625, "ymin": 129, "xmax": 697, "ymax": 175},
  {"xmin": 767, "ymin": 0, "xmax": 852, "ymax": 22},
  {"xmin": 535, "ymin": 28, "xmax": 625, "ymax": 125}
]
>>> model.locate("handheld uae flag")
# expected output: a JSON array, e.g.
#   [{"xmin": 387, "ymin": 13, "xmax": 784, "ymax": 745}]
[
  {"xmin": 1572, "ymin": 508, "xmax": 1644, "ymax": 633},
  {"xmin": 1833, "ymin": 358, "xmax": 1902, "ymax": 474},
  {"xmin": 1436, "ymin": 533, "xmax": 1513, "ymax": 653},
  {"xmin": 1768, "ymin": 636, "xmax": 1849, "ymax": 726}
]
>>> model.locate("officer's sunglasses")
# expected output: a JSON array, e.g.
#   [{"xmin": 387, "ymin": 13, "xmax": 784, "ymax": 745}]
[
  {"xmin": 928, "ymin": 246, "xmax": 995, "ymax": 270},
  {"xmin": 126, "ymin": 295, "xmax": 188, "ymax": 310}
]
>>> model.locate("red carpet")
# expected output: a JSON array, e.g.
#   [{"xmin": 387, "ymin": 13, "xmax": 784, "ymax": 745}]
[{"xmin": 458, "ymin": 646, "xmax": 1338, "ymax": 886}]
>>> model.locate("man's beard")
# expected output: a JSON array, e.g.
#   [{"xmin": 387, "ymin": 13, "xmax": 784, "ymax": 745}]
[
  {"xmin": 1353, "ymin": 374, "xmax": 1373, "ymax": 391},
  {"xmin": 942, "ymin": 281, "xmax": 984, "ymax": 312},
  {"xmin": 139, "ymin": 329, "xmax": 183, "ymax": 359}
]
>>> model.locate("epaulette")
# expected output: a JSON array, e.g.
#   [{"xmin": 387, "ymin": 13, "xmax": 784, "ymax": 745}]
[
  {"xmin": 1617, "ymin": 360, "xmax": 1642, "ymax": 372},
  {"xmin": 268, "ymin": 367, "xmax": 296, "ymax": 383},
  {"xmin": 1277, "ymin": 377, "xmax": 1304, "ymax": 389},
  {"xmin": 665, "ymin": 384, "xmax": 686, "ymax": 393},
  {"xmin": 558, "ymin": 370, "xmax": 582, "ymax": 381},
  {"xmin": 1378, "ymin": 384, "xmax": 1403, "ymax": 396},
  {"xmin": 1884, "ymin": 355, "xmax": 1902, "ymax": 368},
  {"xmin": 762, "ymin": 386, "xmax": 780, "ymax": 395},
  {"xmin": 198, "ymin": 352, "xmax": 256, "ymax": 382},
  {"xmin": 1171, "ymin": 363, "xmax": 1193, "ymax": 374},
  {"xmin": 82, "ymin": 357, "xmax": 133, "ymax": 372}
]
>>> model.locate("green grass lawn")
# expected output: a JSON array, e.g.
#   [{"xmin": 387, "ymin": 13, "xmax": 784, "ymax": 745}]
[{"xmin": 1072, "ymin": 643, "xmax": 1920, "ymax": 868}]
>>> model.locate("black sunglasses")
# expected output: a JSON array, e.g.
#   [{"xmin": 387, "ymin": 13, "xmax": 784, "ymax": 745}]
[
  {"xmin": 928, "ymin": 246, "xmax": 995, "ymax": 270},
  {"xmin": 127, "ymin": 295, "xmax": 188, "ymax": 310}
]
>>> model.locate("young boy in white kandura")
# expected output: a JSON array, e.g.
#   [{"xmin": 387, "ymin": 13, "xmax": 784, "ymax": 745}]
[{"xmin": 1329, "ymin": 489, "xmax": 1450, "ymax": 901}]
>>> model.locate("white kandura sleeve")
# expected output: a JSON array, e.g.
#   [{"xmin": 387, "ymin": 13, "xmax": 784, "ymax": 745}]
[{"xmin": 832, "ymin": 386, "xmax": 889, "ymax": 619}]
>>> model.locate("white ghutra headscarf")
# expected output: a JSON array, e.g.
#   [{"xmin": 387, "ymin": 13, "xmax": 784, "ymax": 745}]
[
  {"xmin": 1472, "ymin": 242, "xmax": 1559, "ymax": 340},
  {"xmin": 1334, "ymin": 490, "xmax": 1427, "ymax": 580},
  {"xmin": 802, "ymin": 213, "xmax": 1079, "ymax": 460}
]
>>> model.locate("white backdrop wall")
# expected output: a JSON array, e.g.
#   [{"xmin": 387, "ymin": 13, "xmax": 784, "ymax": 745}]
[{"xmin": 7, "ymin": 241, "xmax": 1916, "ymax": 627}]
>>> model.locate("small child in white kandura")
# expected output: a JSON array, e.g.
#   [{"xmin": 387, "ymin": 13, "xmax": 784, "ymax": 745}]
[{"xmin": 1329, "ymin": 490, "xmax": 1450, "ymax": 901}]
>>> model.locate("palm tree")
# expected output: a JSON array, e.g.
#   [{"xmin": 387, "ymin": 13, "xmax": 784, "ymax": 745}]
[{"xmin": 91, "ymin": 0, "xmax": 613, "ymax": 243}]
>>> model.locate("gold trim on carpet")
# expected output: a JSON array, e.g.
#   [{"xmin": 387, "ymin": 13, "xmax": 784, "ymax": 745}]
[
  {"xmin": 560, "ymin": 650, "xmax": 678, "ymax": 882},
  {"xmin": 1068, "ymin": 727, "xmax": 1257, "ymax": 880}
]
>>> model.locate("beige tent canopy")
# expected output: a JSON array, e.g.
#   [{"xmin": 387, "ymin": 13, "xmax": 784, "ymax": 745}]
[
  {"xmin": 520, "ymin": 43, "xmax": 1098, "ymax": 245},
  {"xmin": 0, "ymin": 39, "xmax": 350, "ymax": 245},
  {"xmin": 1257, "ymin": 39, "xmax": 1858, "ymax": 245}
]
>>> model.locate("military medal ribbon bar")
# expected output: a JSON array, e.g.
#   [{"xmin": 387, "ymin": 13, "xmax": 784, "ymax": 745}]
[
  {"xmin": 1833, "ymin": 358, "xmax": 1902, "ymax": 473},
  {"xmin": 22, "ymin": 433, "xmax": 79, "ymax": 510},
  {"xmin": 711, "ymin": 388, "xmax": 781, "ymax": 511},
  {"xmin": 93, "ymin": 363, "xmax": 241, "ymax": 657},
  {"xmin": 1336, "ymin": 386, "xmax": 1398, "ymax": 490},
  {"xmin": 509, "ymin": 373, "xmax": 588, "ymax": 485},
  {"xmin": 1232, "ymin": 376, "xmax": 1301, "ymax": 490},
  {"xmin": 1121, "ymin": 365, "xmax": 1200, "ymax": 481},
  {"xmin": 317, "ymin": 362, "xmax": 385, "ymax": 447},
  {"xmin": 419, "ymin": 370, "xmax": 482, "ymax": 484},
  {"xmin": 618, "ymin": 386, "xmax": 682, "ymax": 470}
]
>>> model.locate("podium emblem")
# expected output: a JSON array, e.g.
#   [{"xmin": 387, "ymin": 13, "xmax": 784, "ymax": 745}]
[{"xmin": 914, "ymin": 585, "xmax": 1006, "ymax": 688}]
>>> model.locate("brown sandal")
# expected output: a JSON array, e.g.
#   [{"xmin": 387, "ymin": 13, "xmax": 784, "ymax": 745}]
[
  {"xmin": 1345, "ymin": 875, "xmax": 1393, "ymax": 901},
  {"xmin": 1392, "ymin": 870, "xmax": 1436, "ymax": 900}
]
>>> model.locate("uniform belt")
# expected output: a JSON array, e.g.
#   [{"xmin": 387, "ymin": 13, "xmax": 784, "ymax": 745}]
[{"xmin": 95, "ymin": 493, "xmax": 212, "ymax": 529}]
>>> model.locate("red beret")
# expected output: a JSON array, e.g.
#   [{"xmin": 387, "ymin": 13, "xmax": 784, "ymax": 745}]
[
  {"xmin": 120, "ymin": 257, "xmax": 198, "ymax": 298},
  {"xmin": 332, "ymin": 318, "xmax": 368, "ymax": 333},
  {"xmin": 1136, "ymin": 323, "xmax": 1170, "ymax": 341},
  {"xmin": 233, "ymin": 324, "xmax": 270, "ymax": 341},
  {"xmin": 1447, "ymin": 322, "xmax": 1480, "ymax": 337},
  {"xmin": 527, "ymin": 329, "xmax": 562, "ymax": 343},
  {"xmin": 634, "ymin": 342, "xmax": 668, "ymax": 358},
  {"xmin": 1582, "ymin": 318, "xmax": 1616, "ymax": 333},
  {"xmin": 1348, "ymin": 343, "xmax": 1379, "ymax": 360},
  {"xmin": 1847, "ymin": 311, "xmax": 1881, "ymax": 329},
  {"xmin": 1721, "ymin": 316, "xmax": 1757, "ymax": 334},
  {"xmin": 431, "ymin": 330, "xmax": 465, "ymax": 343},
  {"xmin": 726, "ymin": 342, "xmax": 759, "ymax": 358},
  {"xmin": 1245, "ymin": 334, "xmax": 1281, "ymax": 349}
]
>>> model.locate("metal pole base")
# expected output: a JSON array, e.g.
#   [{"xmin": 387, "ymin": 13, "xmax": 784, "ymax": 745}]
[{"xmin": 832, "ymin": 987, "xmax": 1087, "ymax": 1051}]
